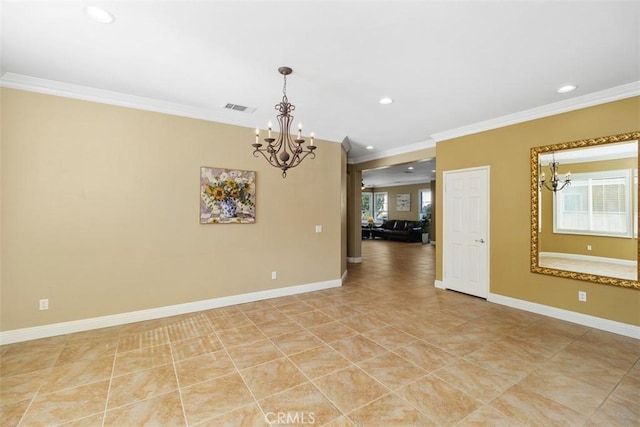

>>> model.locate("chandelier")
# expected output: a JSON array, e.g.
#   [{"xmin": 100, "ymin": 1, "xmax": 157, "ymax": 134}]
[
  {"xmin": 252, "ymin": 66, "xmax": 317, "ymax": 178},
  {"xmin": 540, "ymin": 153, "xmax": 571, "ymax": 192}
]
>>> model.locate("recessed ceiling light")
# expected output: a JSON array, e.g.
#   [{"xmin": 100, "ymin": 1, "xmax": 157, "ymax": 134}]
[
  {"xmin": 366, "ymin": 145, "xmax": 374, "ymax": 150},
  {"xmin": 85, "ymin": 6, "xmax": 115, "ymax": 24},
  {"xmin": 431, "ymin": 170, "xmax": 436, "ymax": 173},
  {"xmin": 556, "ymin": 85, "xmax": 577, "ymax": 94},
  {"xmin": 408, "ymin": 166, "xmax": 414, "ymax": 170},
  {"xmin": 379, "ymin": 97, "xmax": 394, "ymax": 105}
]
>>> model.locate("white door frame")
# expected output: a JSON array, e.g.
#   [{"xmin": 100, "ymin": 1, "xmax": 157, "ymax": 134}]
[{"xmin": 437, "ymin": 165, "xmax": 490, "ymax": 297}]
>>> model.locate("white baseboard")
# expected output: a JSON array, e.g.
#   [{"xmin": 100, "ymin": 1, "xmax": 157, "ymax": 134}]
[
  {"xmin": 488, "ymin": 293, "xmax": 640, "ymax": 339},
  {"xmin": 347, "ymin": 257, "xmax": 362, "ymax": 264},
  {"xmin": 0, "ymin": 279, "xmax": 342, "ymax": 345},
  {"xmin": 540, "ymin": 252, "xmax": 637, "ymax": 267},
  {"xmin": 434, "ymin": 280, "xmax": 446, "ymax": 289}
]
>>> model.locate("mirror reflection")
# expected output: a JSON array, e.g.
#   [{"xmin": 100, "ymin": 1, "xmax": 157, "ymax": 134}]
[{"xmin": 531, "ymin": 132, "xmax": 640, "ymax": 289}]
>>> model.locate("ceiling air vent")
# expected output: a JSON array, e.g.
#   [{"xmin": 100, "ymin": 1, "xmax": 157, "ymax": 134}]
[{"xmin": 223, "ymin": 103, "xmax": 256, "ymax": 114}]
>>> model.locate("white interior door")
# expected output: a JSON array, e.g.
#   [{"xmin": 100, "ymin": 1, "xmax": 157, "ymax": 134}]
[{"xmin": 443, "ymin": 167, "xmax": 489, "ymax": 298}]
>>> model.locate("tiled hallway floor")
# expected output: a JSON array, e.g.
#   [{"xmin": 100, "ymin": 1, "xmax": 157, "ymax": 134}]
[{"xmin": 1, "ymin": 241, "xmax": 639, "ymax": 426}]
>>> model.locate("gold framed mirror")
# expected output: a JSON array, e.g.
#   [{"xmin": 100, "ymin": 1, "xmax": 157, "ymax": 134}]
[{"xmin": 530, "ymin": 131, "xmax": 640, "ymax": 289}]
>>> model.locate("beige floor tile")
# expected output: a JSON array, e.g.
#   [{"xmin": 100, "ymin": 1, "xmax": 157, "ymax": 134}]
[
  {"xmin": 463, "ymin": 341, "xmax": 538, "ymax": 382},
  {"xmin": 308, "ymin": 321, "xmax": 358, "ymax": 343},
  {"xmin": 6, "ymin": 240, "xmax": 639, "ymax": 426},
  {"xmin": 329, "ymin": 335, "xmax": 387, "ymax": 363},
  {"xmin": 225, "ymin": 338, "xmax": 284, "ymax": 370},
  {"xmin": 270, "ymin": 330, "xmax": 324, "ymax": 356},
  {"xmin": 517, "ymin": 368, "xmax": 610, "ymax": 415},
  {"xmin": 108, "ymin": 364, "xmax": 178, "ymax": 409},
  {"xmin": 181, "ymin": 373, "xmax": 254, "ymax": 425},
  {"xmin": 0, "ymin": 347, "xmax": 61, "ymax": 378},
  {"xmin": 611, "ymin": 370, "xmax": 640, "ymax": 404},
  {"xmin": 205, "ymin": 312, "xmax": 253, "ymax": 331},
  {"xmin": 166, "ymin": 317, "xmax": 213, "ymax": 342},
  {"xmin": 347, "ymin": 393, "xmax": 436, "ymax": 426},
  {"xmin": 289, "ymin": 344, "xmax": 352, "ymax": 379},
  {"xmin": 0, "ymin": 368, "xmax": 50, "ymax": 405},
  {"xmin": 358, "ymin": 351, "xmax": 427, "ymax": 390},
  {"xmin": 237, "ymin": 300, "xmax": 274, "ymax": 313},
  {"xmin": 216, "ymin": 324, "xmax": 266, "ymax": 347},
  {"xmin": 393, "ymin": 340, "xmax": 455, "ymax": 372},
  {"xmin": 244, "ymin": 308, "xmax": 289, "ymax": 324},
  {"xmin": 170, "ymin": 334, "xmax": 222, "ymax": 361},
  {"xmin": 362, "ymin": 325, "xmax": 418, "ymax": 351},
  {"xmin": 540, "ymin": 349, "xmax": 627, "ymax": 392},
  {"xmin": 39, "ymin": 355, "xmax": 114, "ymax": 394},
  {"xmin": 240, "ymin": 357, "xmax": 307, "ymax": 400},
  {"xmin": 117, "ymin": 327, "xmax": 170, "ymax": 353},
  {"xmin": 458, "ymin": 405, "xmax": 521, "ymax": 426},
  {"xmin": 0, "ymin": 399, "xmax": 30, "ymax": 427},
  {"xmin": 258, "ymin": 382, "xmax": 342, "ymax": 425},
  {"xmin": 491, "ymin": 384, "xmax": 586, "ymax": 426},
  {"xmin": 338, "ymin": 314, "xmax": 387, "ymax": 333},
  {"xmin": 396, "ymin": 374, "xmax": 482, "ymax": 425},
  {"xmin": 317, "ymin": 304, "xmax": 353, "ymax": 320},
  {"xmin": 196, "ymin": 402, "xmax": 268, "ymax": 426},
  {"xmin": 21, "ymin": 380, "xmax": 109, "ymax": 426},
  {"xmin": 434, "ymin": 359, "xmax": 513, "ymax": 402},
  {"xmin": 58, "ymin": 412, "xmax": 105, "ymax": 426},
  {"xmin": 175, "ymin": 350, "xmax": 236, "ymax": 387},
  {"xmin": 276, "ymin": 303, "xmax": 317, "ymax": 319},
  {"xmin": 104, "ymin": 391, "xmax": 185, "ymax": 426},
  {"xmin": 585, "ymin": 393, "xmax": 640, "ymax": 426},
  {"xmin": 255, "ymin": 318, "xmax": 303, "ymax": 338},
  {"xmin": 291, "ymin": 310, "xmax": 334, "ymax": 328},
  {"xmin": 313, "ymin": 365, "xmax": 388, "ymax": 414},
  {"xmin": 113, "ymin": 343, "xmax": 173, "ymax": 377},
  {"xmin": 55, "ymin": 340, "xmax": 118, "ymax": 366}
]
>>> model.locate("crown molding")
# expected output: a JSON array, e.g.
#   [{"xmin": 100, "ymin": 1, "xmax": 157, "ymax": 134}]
[
  {"xmin": 3, "ymin": 73, "xmax": 636, "ymax": 155},
  {"xmin": 432, "ymin": 81, "xmax": 640, "ymax": 143},
  {"xmin": 0, "ymin": 72, "xmax": 229, "ymax": 122},
  {"xmin": 348, "ymin": 138, "xmax": 436, "ymax": 164}
]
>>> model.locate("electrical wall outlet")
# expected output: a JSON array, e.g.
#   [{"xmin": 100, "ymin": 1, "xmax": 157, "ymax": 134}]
[
  {"xmin": 587, "ymin": 245, "xmax": 592, "ymax": 251},
  {"xmin": 578, "ymin": 291, "xmax": 587, "ymax": 302},
  {"xmin": 271, "ymin": 271, "xmax": 277, "ymax": 280},
  {"xmin": 315, "ymin": 225, "xmax": 322, "ymax": 233},
  {"xmin": 39, "ymin": 299, "xmax": 49, "ymax": 310}
]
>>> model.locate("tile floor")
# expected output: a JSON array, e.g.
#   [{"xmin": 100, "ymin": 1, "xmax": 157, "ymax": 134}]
[{"xmin": 1, "ymin": 240, "xmax": 639, "ymax": 426}]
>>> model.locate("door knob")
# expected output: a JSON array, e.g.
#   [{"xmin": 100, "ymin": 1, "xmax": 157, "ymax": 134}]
[{"xmin": 475, "ymin": 238, "xmax": 485, "ymax": 243}]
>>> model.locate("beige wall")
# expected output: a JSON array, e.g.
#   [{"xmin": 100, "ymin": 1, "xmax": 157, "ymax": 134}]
[
  {"xmin": 436, "ymin": 96, "xmax": 640, "ymax": 326},
  {"xmin": 0, "ymin": 88, "xmax": 343, "ymax": 331},
  {"xmin": 540, "ymin": 157, "xmax": 637, "ymax": 260}
]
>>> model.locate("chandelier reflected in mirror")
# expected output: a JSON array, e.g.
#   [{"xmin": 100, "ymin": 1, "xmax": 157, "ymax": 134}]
[
  {"xmin": 540, "ymin": 153, "xmax": 571, "ymax": 192},
  {"xmin": 252, "ymin": 67, "xmax": 317, "ymax": 178}
]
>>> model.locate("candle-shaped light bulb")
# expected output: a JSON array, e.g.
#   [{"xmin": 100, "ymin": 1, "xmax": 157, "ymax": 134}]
[
  {"xmin": 310, "ymin": 132, "xmax": 315, "ymax": 146},
  {"xmin": 298, "ymin": 123, "xmax": 302, "ymax": 139},
  {"xmin": 541, "ymin": 172, "xmax": 545, "ymax": 181},
  {"xmin": 255, "ymin": 128, "xmax": 259, "ymax": 144},
  {"xmin": 268, "ymin": 121, "xmax": 272, "ymax": 138},
  {"xmin": 566, "ymin": 171, "xmax": 571, "ymax": 180}
]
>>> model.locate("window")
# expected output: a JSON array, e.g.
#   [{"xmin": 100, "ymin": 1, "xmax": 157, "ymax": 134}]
[
  {"xmin": 361, "ymin": 191, "xmax": 388, "ymax": 223},
  {"xmin": 554, "ymin": 169, "xmax": 633, "ymax": 237},
  {"xmin": 361, "ymin": 192, "xmax": 372, "ymax": 222},
  {"xmin": 374, "ymin": 192, "xmax": 388, "ymax": 221},
  {"xmin": 418, "ymin": 188, "xmax": 432, "ymax": 220}
]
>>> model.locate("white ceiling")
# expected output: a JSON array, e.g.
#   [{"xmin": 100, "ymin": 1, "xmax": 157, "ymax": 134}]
[{"xmin": 2, "ymin": 1, "xmax": 639, "ymax": 185}]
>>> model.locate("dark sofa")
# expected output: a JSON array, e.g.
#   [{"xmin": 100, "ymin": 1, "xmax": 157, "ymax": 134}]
[{"xmin": 372, "ymin": 219, "xmax": 421, "ymax": 242}]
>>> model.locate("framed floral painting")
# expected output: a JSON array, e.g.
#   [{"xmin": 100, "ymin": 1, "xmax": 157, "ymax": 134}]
[{"xmin": 200, "ymin": 167, "xmax": 256, "ymax": 224}]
